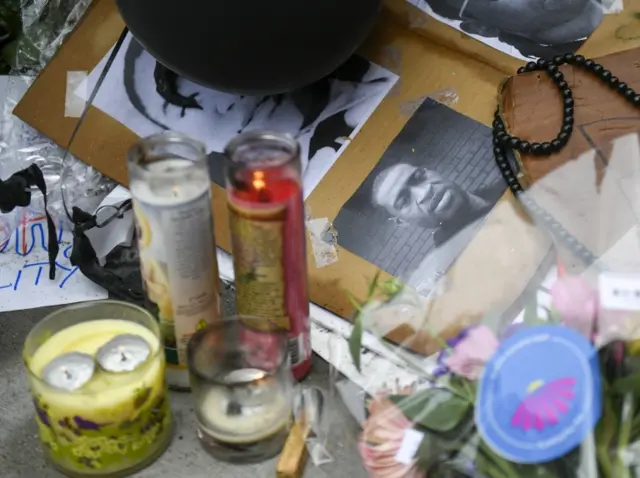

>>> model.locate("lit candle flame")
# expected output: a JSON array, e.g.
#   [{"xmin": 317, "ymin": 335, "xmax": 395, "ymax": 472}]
[
  {"xmin": 172, "ymin": 186, "xmax": 180, "ymax": 197},
  {"xmin": 252, "ymin": 171, "xmax": 265, "ymax": 190}
]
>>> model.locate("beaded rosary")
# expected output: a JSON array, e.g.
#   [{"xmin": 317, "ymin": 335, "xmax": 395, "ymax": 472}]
[{"xmin": 492, "ymin": 52, "xmax": 640, "ymax": 268}]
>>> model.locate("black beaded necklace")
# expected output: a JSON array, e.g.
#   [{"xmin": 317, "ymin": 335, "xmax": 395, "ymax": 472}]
[{"xmin": 492, "ymin": 52, "xmax": 640, "ymax": 268}]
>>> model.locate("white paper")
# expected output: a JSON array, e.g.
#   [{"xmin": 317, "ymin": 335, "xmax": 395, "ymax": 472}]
[
  {"xmin": 78, "ymin": 33, "xmax": 398, "ymax": 198},
  {"xmin": 85, "ymin": 185, "xmax": 134, "ymax": 264},
  {"xmin": 599, "ymin": 272, "xmax": 640, "ymax": 311},
  {"xmin": 395, "ymin": 428, "xmax": 424, "ymax": 464},
  {"xmin": 0, "ymin": 217, "xmax": 107, "ymax": 312}
]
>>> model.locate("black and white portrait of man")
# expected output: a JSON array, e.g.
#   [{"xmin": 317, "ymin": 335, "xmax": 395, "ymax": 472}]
[
  {"xmin": 333, "ymin": 99, "xmax": 506, "ymax": 296},
  {"xmin": 82, "ymin": 33, "xmax": 397, "ymax": 196},
  {"xmin": 408, "ymin": 0, "xmax": 604, "ymax": 59}
]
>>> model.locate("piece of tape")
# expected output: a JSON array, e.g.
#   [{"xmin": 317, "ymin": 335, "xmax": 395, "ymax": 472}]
[
  {"xmin": 399, "ymin": 87, "xmax": 459, "ymax": 117},
  {"xmin": 381, "ymin": 45, "xmax": 403, "ymax": 97},
  {"xmin": 408, "ymin": 12, "xmax": 429, "ymax": 29},
  {"xmin": 428, "ymin": 87, "xmax": 459, "ymax": 106},
  {"xmin": 307, "ymin": 217, "xmax": 339, "ymax": 268},
  {"xmin": 65, "ymin": 71, "xmax": 88, "ymax": 118}
]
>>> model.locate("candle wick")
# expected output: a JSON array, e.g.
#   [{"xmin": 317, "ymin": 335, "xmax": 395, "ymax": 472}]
[
  {"xmin": 63, "ymin": 368, "xmax": 72, "ymax": 380},
  {"xmin": 121, "ymin": 352, "xmax": 127, "ymax": 362}
]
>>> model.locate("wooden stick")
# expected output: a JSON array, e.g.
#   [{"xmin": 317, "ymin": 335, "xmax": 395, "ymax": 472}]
[{"xmin": 276, "ymin": 420, "xmax": 309, "ymax": 478}]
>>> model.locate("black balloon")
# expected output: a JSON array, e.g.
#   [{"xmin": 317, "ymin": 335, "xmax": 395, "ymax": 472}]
[{"xmin": 115, "ymin": 0, "xmax": 383, "ymax": 95}]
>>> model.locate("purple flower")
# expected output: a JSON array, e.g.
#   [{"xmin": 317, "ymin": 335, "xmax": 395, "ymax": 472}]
[
  {"xmin": 432, "ymin": 328, "xmax": 472, "ymax": 380},
  {"xmin": 443, "ymin": 326, "xmax": 499, "ymax": 380}
]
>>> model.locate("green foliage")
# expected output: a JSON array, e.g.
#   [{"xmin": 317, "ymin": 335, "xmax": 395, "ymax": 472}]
[
  {"xmin": 0, "ymin": 0, "xmax": 21, "ymax": 73},
  {"xmin": 346, "ymin": 275, "xmax": 640, "ymax": 477},
  {"xmin": 346, "ymin": 272, "xmax": 404, "ymax": 372},
  {"xmin": 388, "ymin": 387, "xmax": 470, "ymax": 433}
]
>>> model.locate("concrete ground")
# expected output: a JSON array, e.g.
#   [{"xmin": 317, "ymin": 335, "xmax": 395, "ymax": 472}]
[{"xmin": 0, "ymin": 290, "xmax": 367, "ymax": 477}]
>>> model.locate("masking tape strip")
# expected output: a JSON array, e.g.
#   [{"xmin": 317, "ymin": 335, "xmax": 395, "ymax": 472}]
[
  {"xmin": 603, "ymin": 0, "xmax": 623, "ymax": 14},
  {"xmin": 399, "ymin": 87, "xmax": 459, "ymax": 117},
  {"xmin": 306, "ymin": 217, "xmax": 339, "ymax": 268},
  {"xmin": 64, "ymin": 71, "xmax": 88, "ymax": 118}
]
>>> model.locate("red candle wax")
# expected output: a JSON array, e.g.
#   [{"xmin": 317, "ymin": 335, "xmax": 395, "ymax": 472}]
[{"xmin": 228, "ymin": 168, "xmax": 311, "ymax": 381}]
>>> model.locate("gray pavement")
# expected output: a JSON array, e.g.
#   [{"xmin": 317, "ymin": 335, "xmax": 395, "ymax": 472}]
[{"xmin": 0, "ymin": 291, "xmax": 367, "ymax": 477}]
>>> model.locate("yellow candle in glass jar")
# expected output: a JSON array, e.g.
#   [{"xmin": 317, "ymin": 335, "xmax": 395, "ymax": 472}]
[{"xmin": 23, "ymin": 302, "xmax": 173, "ymax": 477}]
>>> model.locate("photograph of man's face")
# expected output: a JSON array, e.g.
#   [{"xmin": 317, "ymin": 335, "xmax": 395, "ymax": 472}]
[
  {"xmin": 373, "ymin": 164, "xmax": 470, "ymax": 228},
  {"xmin": 333, "ymin": 99, "xmax": 506, "ymax": 295}
]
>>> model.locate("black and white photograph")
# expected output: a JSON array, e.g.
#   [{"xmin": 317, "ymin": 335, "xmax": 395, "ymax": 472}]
[
  {"xmin": 80, "ymin": 33, "xmax": 398, "ymax": 196},
  {"xmin": 333, "ymin": 98, "xmax": 506, "ymax": 296},
  {"xmin": 408, "ymin": 0, "xmax": 606, "ymax": 60}
]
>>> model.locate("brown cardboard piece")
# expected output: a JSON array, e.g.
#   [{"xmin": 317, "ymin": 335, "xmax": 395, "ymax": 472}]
[
  {"xmin": 500, "ymin": 48, "xmax": 640, "ymax": 266},
  {"xmin": 12, "ymin": 0, "xmax": 640, "ymax": 354}
]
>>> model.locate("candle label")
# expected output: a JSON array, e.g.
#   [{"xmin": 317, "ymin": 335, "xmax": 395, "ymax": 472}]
[
  {"xmin": 132, "ymin": 190, "xmax": 221, "ymax": 372},
  {"xmin": 31, "ymin": 386, "xmax": 172, "ymax": 474},
  {"xmin": 228, "ymin": 200, "xmax": 290, "ymax": 330}
]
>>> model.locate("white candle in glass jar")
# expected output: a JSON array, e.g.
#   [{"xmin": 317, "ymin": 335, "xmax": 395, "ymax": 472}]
[
  {"xmin": 130, "ymin": 157, "xmax": 221, "ymax": 391},
  {"xmin": 196, "ymin": 370, "xmax": 291, "ymax": 444}
]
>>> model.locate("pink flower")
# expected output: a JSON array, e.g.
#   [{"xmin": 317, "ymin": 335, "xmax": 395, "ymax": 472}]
[
  {"xmin": 443, "ymin": 325, "xmax": 499, "ymax": 380},
  {"xmin": 359, "ymin": 394, "xmax": 426, "ymax": 478},
  {"xmin": 550, "ymin": 275, "xmax": 598, "ymax": 338}
]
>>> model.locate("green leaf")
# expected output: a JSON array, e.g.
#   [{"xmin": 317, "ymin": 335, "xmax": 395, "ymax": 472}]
[
  {"xmin": 366, "ymin": 271, "xmax": 381, "ymax": 300},
  {"xmin": 545, "ymin": 306, "xmax": 564, "ymax": 324},
  {"xmin": 595, "ymin": 394, "xmax": 618, "ymax": 477},
  {"xmin": 414, "ymin": 431, "xmax": 444, "ymax": 471},
  {"xmin": 349, "ymin": 312, "xmax": 364, "ymax": 372},
  {"xmin": 449, "ymin": 375, "xmax": 477, "ymax": 402},
  {"xmin": 380, "ymin": 277, "xmax": 403, "ymax": 298},
  {"xmin": 612, "ymin": 372, "xmax": 640, "ymax": 395},
  {"xmin": 388, "ymin": 387, "xmax": 470, "ymax": 433},
  {"xmin": 346, "ymin": 272, "xmax": 383, "ymax": 372},
  {"xmin": 345, "ymin": 290, "xmax": 362, "ymax": 312}
]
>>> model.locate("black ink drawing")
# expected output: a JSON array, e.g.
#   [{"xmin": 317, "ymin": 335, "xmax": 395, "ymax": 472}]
[
  {"xmin": 333, "ymin": 98, "xmax": 507, "ymax": 296},
  {"xmin": 86, "ymin": 33, "xmax": 397, "ymax": 195}
]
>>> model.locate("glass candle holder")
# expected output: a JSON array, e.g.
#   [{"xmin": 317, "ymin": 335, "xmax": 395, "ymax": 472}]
[
  {"xmin": 23, "ymin": 300, "xmax": 173, "ymax": 478},
  {"xmin": 187, "ymin": 315, "xmax": 294, "ymax": 463}
]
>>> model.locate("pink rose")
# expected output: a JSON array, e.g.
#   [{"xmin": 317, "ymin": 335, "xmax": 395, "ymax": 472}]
[
  {"xmin": 550, "ymin": 275, "xmax": 598, "ymax": 338},
  {"xmin": 359, "ymin": 394, "xmax": 426, "ymax": 478},
  {"xmin": 443, "ymin": 325, "xmax": 499, "ymax": 380}
]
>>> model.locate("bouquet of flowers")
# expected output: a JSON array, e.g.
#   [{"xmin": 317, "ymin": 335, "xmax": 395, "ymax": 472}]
[{"xmin": 348, "ymin": 271, "xmax": 640, "ymax": 478}]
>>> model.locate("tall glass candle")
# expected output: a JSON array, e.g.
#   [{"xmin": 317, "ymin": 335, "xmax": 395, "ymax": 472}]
[
  {"xmin": 224, "ymin": 131, "xmax": 311, "ymax": 381},
  {"xmin": 23, "ymin": 300, "xmax": 173, "ymax": 477},
  {"xmin": 128, "ymin": 131, "xmax": 222, "ymax": 390}
]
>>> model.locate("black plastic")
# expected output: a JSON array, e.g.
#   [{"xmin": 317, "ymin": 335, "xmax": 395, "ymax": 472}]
[{"xmin": 115, "ymin": 0, "xmax": 383, "ymax": 95}]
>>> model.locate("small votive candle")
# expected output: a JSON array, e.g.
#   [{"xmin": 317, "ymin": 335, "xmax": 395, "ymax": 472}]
[
  {"xmin": 96, "ymin": 334, "xmax": 151, "ymax": 373},
  {"xmin": 187, "ymin": 315, "xmax": 294, "ymax": 463},
  {"xmin": 23, "ymin": 300, "xmax": 173, "ymax": 477}
]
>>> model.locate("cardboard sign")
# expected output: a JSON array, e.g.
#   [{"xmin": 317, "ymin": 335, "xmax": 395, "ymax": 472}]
[
  {"xmin": 0, "ymin": 215, "xmax": 107, "ymax": 311},
  {"xmin": 12, "ymin": 0, "xmax": 639, "ymax": 354}
]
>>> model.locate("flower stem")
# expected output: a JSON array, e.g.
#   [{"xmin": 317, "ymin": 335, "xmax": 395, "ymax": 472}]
[
  {"xmin": 597, "ymin": 445, "xmax": 614, "ymax": 478},
  {"xmin": 614, "ymin": 394, "xmax": 634, "ymax": 478},
  {"xmin": 479, "ymin": 441, "xmax": 519, "ymax": 477}
]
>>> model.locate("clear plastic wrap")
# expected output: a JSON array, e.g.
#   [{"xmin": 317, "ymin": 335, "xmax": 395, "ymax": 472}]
[
  {"xmin": 342, "ymin": 266, "xmax": 640, "ymax": 478},
  {"xmin": 337, "ymin": 134, "xmax": 640, "ymax": 478},
  {"xmin": 0, "ymin": 0, "xmax": 113, "ymax": 233}
]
